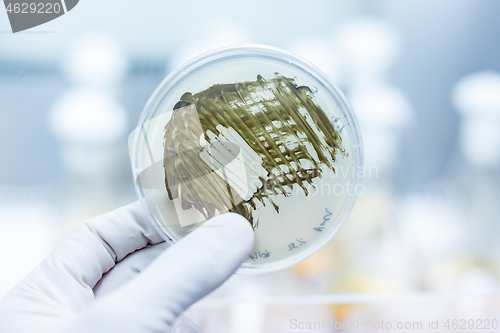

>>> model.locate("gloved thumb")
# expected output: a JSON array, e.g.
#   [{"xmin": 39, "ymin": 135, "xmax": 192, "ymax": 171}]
[{"xmin": 65, "ymin": 212, "xmax": 254, "ymax": 333}]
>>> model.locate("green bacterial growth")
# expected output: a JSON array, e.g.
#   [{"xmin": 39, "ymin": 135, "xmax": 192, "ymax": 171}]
[{"xmin": 163, "ymin": 74, "xmax": 346, "ymax": 229}]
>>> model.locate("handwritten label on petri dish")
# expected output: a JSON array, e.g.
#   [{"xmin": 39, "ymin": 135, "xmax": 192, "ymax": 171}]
[
  {"xmin": 331, "ymin": 116, "xmax": 345, "ymax": 134},
  {"xmin": 314, "ymin": 207, "xmax": 332, "ymax": 232},
  {"xmin": 249, "ymin": 249, "xmax": 271, "ymax": 261},
  {"xmin": 288, "ymin": 238, "xmax": 306, "ymax": 251}
]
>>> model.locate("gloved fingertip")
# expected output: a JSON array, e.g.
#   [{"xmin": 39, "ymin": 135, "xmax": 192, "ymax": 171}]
[
  {"xmin": 205, "ymin": 212, "xmax": 254, "ymax": 231},
  {"xmin": 202, "ymin": 212, "xmax": 255, "ymax": 251}
]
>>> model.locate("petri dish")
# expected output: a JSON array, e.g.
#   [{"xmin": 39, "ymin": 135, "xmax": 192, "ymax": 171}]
[{"xmin": 128, "ymin": 45, "xmax": 363, "ymax": 273}]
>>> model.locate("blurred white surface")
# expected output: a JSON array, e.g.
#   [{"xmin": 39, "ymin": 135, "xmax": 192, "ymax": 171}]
[
  {"xmin": 452, "ymin": 71, "xmax": 500, "ymax": 167},
  {"xmin": 2, "ymin": 0, "xmax": 500, "ymax": 331},
  {"xmin": 0, "ymin": 188, "xmax": 58, "ymax": 299},
  {"xmin": 63, "ymin": 35, "xmax": 128, "ymax": 89}
]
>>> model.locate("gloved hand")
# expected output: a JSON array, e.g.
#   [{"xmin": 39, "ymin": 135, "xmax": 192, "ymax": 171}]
[{"xmin": 0, "ymin": 200, "xmax": 254, "ymax": 333}]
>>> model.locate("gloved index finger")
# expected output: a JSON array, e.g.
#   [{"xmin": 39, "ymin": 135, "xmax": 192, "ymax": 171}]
[
  {"xmin": 16, "ymin": 200, "xmax": 165, "ymax": 312},
  {"xmin": 82, "ymin": 200, "xmax": 165, "ymax": 263},
  {"xmin": 67, "ymin": 212, "xmax": 254, "ymax": 332}
]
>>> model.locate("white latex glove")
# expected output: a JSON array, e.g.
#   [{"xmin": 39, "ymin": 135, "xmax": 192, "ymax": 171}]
[{"xmin": 0, "ymin": 201, "xmax": 254, "ymax": 333}]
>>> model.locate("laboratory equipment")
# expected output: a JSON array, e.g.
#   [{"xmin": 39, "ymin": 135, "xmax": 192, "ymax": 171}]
[{"xmin": 129, "ymin": 45, "xmax": 363, "ymax": 273}]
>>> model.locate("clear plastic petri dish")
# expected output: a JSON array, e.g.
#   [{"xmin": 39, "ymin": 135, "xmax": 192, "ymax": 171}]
[{"xmin": 128, "ymin": 45, "xmax": 363, "ymax": 274}]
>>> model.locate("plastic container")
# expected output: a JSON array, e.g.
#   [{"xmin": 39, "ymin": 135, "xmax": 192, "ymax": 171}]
[{"xmin": 128, "ymin": 45, "xmax": 363, "ymax": 273}]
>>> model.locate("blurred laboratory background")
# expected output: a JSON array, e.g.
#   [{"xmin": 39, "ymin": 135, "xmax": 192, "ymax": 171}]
[{"xmin": 1, "ymin": 0, "xmax": 500, "ymax": 332}]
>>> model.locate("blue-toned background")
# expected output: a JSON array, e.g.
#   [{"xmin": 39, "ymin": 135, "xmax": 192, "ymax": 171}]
[{"xmin": 1, "ymin": 1, "xmax": 500, "ymax": 331}]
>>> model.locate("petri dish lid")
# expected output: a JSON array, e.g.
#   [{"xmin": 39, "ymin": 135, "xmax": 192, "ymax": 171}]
[{"xmin": 128, "ymin": 45, "xmax": 363, "ymax": 274}]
